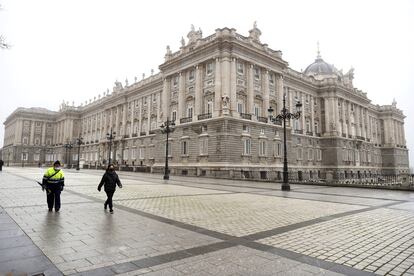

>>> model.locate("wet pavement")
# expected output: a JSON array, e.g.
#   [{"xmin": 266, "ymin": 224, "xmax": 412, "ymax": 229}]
[{"xmin": 0, "ymin": 167, "xmax": 413, "ymax": 275}]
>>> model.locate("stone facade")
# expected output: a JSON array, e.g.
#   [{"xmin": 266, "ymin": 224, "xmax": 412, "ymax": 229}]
[{"xmin": 2, "ymin": 24, "xmax": 410, "ymax": 180}]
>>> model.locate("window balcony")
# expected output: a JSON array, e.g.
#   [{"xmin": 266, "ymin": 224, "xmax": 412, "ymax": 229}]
[
  {"xmin": 342, "ymin": 133, "xmax": 346, "ymax": 138},
  {"xmin": 257, "ymin": 116, "xmax": 268, "ymax": 123},
  {"xmin": 140, "ymin": 131, "xmax": 146, "ymax": 136},
  {"xmin": 123, "ymin": 135, "xmax": 129, "ymax": 139},
  {"xmin": 197, "ymin": 113, "xmax": 212, "ymax": 120},
  {"xmin": 306, "ymin": 131, "xmax": 313, "ymax": 136},
  {"xmin": 294, "ymin": 129, "xmax": 303, "ymax": 134},
  {"xmin": 132, "ymin": 133, "xmax": 138, "ymax": 137},
  {"xmin": 149, "ymin": 130, "xmax": 156, "ymax": 135},
  {"xmin": 240, "ymin": 113, "xmax": 252, "ymax": 120},
  {"xmin": 180, "ymin": 117, "xmax": 193, "ymax": 123}
]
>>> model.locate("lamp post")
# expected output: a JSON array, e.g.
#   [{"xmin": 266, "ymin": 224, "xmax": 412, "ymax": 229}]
[
  {"xmin": 106, "ymin": 128, "xmax": 116, "ymax": 165},
  {"xmin": 76, "ymin": 136, "xmax": 83, "ymax": 171},
  {"xmin": 160, "ymin": 119, "xmax": 175, "ymax": 180},
  {"xmin": 64, "ymin": 143, "xmax": 73, "ymax": 169},
  {"xmin": 268, "ymin": 94, "xmax": 302, "ymax": 191}
]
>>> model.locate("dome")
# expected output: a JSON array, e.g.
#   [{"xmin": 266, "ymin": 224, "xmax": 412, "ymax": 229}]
[{"xmin": 304, "ymin": 57, "xmax": 336, "ymax": 76}]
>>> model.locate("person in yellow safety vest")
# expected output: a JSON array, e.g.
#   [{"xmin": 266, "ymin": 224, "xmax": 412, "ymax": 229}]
[{"xmin": 42, "ymin": 160, "xmax": 65, "ymax": 212}]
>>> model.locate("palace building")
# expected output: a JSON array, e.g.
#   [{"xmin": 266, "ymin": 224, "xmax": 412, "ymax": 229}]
[{"xmin": 2, "ymin": 24, "xmax": 410, "ymax": 181}]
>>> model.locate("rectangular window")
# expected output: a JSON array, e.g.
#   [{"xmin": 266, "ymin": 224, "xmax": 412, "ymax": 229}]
[
  {"xmin": 206, "ymin": 62, "xmax": 213, "ymax": 75},
  {"xmin": 149, "ymin": 146, "xmax": 154, "ymax": 159},
  {"xmin": 269, "ymin": 73, "xmax": 274, "ymax": 84},
  {"xmin": 308, "ymin": 148, "xmax": 314, "ymax": 160},
  {"xmin": 254, "ymin": 106, "xmax": 260, "ymax": 118},
  {"xmin": 237, "ymin": 102, "xmax": 244, "ymax": 113},
  {"xmin": 172, "ymin": 111, "xmax": 177, "ymax": 122},
  {"xmin": 187, "ymin": 106, "xmax": 193, "ymax": 118},
  {"xmin": 243, "ymin": 139, "xmax": 251, "ymax": 155},
  {"xmin": 189, "ymin": 70, "xmax": 195, "ymax": 81},
  {"xmin": 254, "ymin": 67, "xmax": 260, "ymax": 79},
  {"xmin": 181, "ymin": 140, "xmax": 189, "ymax": 155},
  {"xmin": 21, "ymin": 153, "xmax": 28, "ymax": 161},
  {"xmin": 207, "ymin": 100, "xmax": 213, "ymax": 114},
  {"xmin": 33, "ymin": 154, "xmax": 40, "ymax": 161},
  {"xmin": 123, "ymin": 149, "xmax": 129, "ymax": 160},
  {"xmin": 199, "ymin": 138, "xmax": 208, "ymax": 155},
  {"xmin": 314, "ymin": 122, "xmax": 319, "ymax": 134},
  {"xmin": 139, "ymin": 147, "xmax": 145, "ymax": 160},
  {"xmin": 173, "ymin": 75, "xmax": 179, "ymax": 87},
  {"xmin": 237, "ymin": 62, "xmax": 244, "ymax": 74},
  {"xmin": 297, "ymin": 148, "xmax": 303, "ymax": 160},
  {"xmin": 259, "ymin": 141, "xmax": 266, "ymax": 156},
  {"xmin": 277, "ymin": 143, "xmax": 281, "ymax": 157}
]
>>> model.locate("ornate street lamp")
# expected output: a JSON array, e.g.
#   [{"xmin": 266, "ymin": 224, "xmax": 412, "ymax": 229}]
[
  {"xmin": 106, "ymin": 128, "xmax": 116, "ymax": 165},
  {"xmin": 268, "ymin": 94, "xmax": 302, "ymax": 191},
  {"xmin": 63, "ymin": 142, "xmax": 73, "ymax": 168},
  {"xmin": 76, "ymin": 136, "xmax": 83, "ymax": 171},
  {"xmin": 160, "ymin": 119, "xmax": 175, "ymax": 180}
]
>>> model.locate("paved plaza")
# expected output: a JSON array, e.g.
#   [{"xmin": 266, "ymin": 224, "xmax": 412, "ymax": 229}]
[{"xmin": 0, "ymin": 168, "xmax": 414, "ymax": 275}]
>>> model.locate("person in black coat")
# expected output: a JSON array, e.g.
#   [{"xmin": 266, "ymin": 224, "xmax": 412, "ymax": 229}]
[
  {"xmin": 98, "ymin": 164, "xmax": 122, "ymax": 213},
  {"xmin": 0, "ymin": 159, "xmax": 3, "ymax": 171}
]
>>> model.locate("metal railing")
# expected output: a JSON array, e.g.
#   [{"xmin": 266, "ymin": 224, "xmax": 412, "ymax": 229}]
[
  {"xmin": 257, "ymin": 116, "xmax": 268, "ymax": 123},
  {"xmin": 198, "ymin": 113, "xmax": 212, "ymax": 120},
  {"xmin": 240, "ymin": 113, "xmax": 252, "ymax": 120},
  {"xmin": 180, "ymin": 117, "xmax": 193, "ymax": 123}
]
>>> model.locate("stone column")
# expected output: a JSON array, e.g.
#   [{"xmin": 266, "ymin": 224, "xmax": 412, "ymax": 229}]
[
  {"xmin": 138, "ymin": 99, "xmax": 142, "ymax": 135},
  {"xmin": 109, "ymin": 108, "xmax": 113, "ymax": 132},
  {"xmin": 147, "ymin": 95, "xmax": 151, "ymax": 134},
  {"xmin": 263, "ymin": 70, "xmax": 270, "ymax": 118},
  {"xmin": 221, "ymin": 56, "xmax": 231, "ymax": 100},
  {"xmin": 41, "ymin": 122, "xmax": 46, "ymax": 145},
  {"xmin": 29, "ymin": 121, "xmax": 35, "ymax": 145},
  {"xmin": 178, "ymin": 72, "xmax": 185, "ymax": 121},
  {"xmin": 301, "ymin": 93, "xmax": 306, "ymax": 132},
  {"xmin": 361, "ymin": 108, "xmax": 366, "ymax": 138},
  {"xmin": 334, "ymin": 98, "xmax": 341, "ymax": 136},
  {"xmin": 162, "ymin": 77, "xmax": 170, "ymax": 122},
  {"xmin": 324, "ymin": 98, "xmax": 330, "ymax": 134},
  {"xmin": 247, "ymin": 64, "xmax": 254, "ymax": 115},
  {"xmin": 310, "ymin": 96, "xmax": 315, "ymax": 135},
  {"xmin": 230, "ymin": 58, "xmax": 237, "ymax": 115},
  {"xmin": 194, "ymin": 65, "xmax": 202, "ymax": 119},
  {"xmin": 157, "ymin": 92, "xmax": 161, "ymax": 126},
  {"xmin": 355, "ymin": 105, "xmax": 361, "ymax": 137},
  {"xmin": 130, "ymin": 101, "xmax": 135, "ymax": 135},
  {"xmin": 122, "ymin": 103, "xmax": 127, "ymax": 136},
  {"xmin": 288, "ymin": 88, "xmax": 294, "ymax": 132},
  {"xmin": 277, "ymin": 74, "xmax": 284, "ymax": 112},
  {"xmin": 341, "ymin": 99, "xmax": 346, "ymax": 137},
  {"xmin": 214, "ymin": 58, "xmax": 222, "ymax": 117},
  {"xmin": 401, "ymin": 122, "xmax": 406, "ymax": 146},
  {"xmin": 116, "ymin": 106, "xmax": 121, "ymax": 135},
  {"xmin": 14, "ymin": 119, "xmax": 21, "ymax": 144}
]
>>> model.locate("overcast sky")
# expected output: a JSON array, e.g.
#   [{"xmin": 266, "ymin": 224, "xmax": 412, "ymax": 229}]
[{"xmin": 1, "ymin": 0, "xmax": 413, "ymax": 168}]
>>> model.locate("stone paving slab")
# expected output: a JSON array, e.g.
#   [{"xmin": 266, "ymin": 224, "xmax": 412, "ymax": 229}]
[
  {"xmin": 1, "ymin": 167, "xmax": 413, "ymax": 275},
  {"xmin": 0, "ymin": 207, "xmax": 61, "ymax": 275},
  {"xmin": 115, "ymin": 192, "xmax": 365, "ymax": 237},
  {"xmin": 259, "ymin": 208, "xmax": 414, "ymax": 275}
]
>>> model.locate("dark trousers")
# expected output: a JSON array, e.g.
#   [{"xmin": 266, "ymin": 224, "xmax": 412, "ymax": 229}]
[
  {"xmin": 47, "ymin": 186, "xmax": 61, "ymax": 210},
  {"xmin": 105, "ymin": 191, "xmax": 114, "ymax": 210}
]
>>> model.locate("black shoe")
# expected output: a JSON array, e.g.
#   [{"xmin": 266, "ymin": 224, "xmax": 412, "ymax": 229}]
[
  {"xmin": 48, "ymin": 208, "xmax": 52, "ymax": 212},
  {"xmin": 110, "ymin": 209, "xmax": 113, "ymax": 214},
  {"xmin": 55, "ymin": 208, "xmax": 60, "ymax": 212}
]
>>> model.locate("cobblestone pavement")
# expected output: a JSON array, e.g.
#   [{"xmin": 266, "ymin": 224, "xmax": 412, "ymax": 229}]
[{"xmin": 0, "ymin": 167, "xmax": 413, "ymax": 275}]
